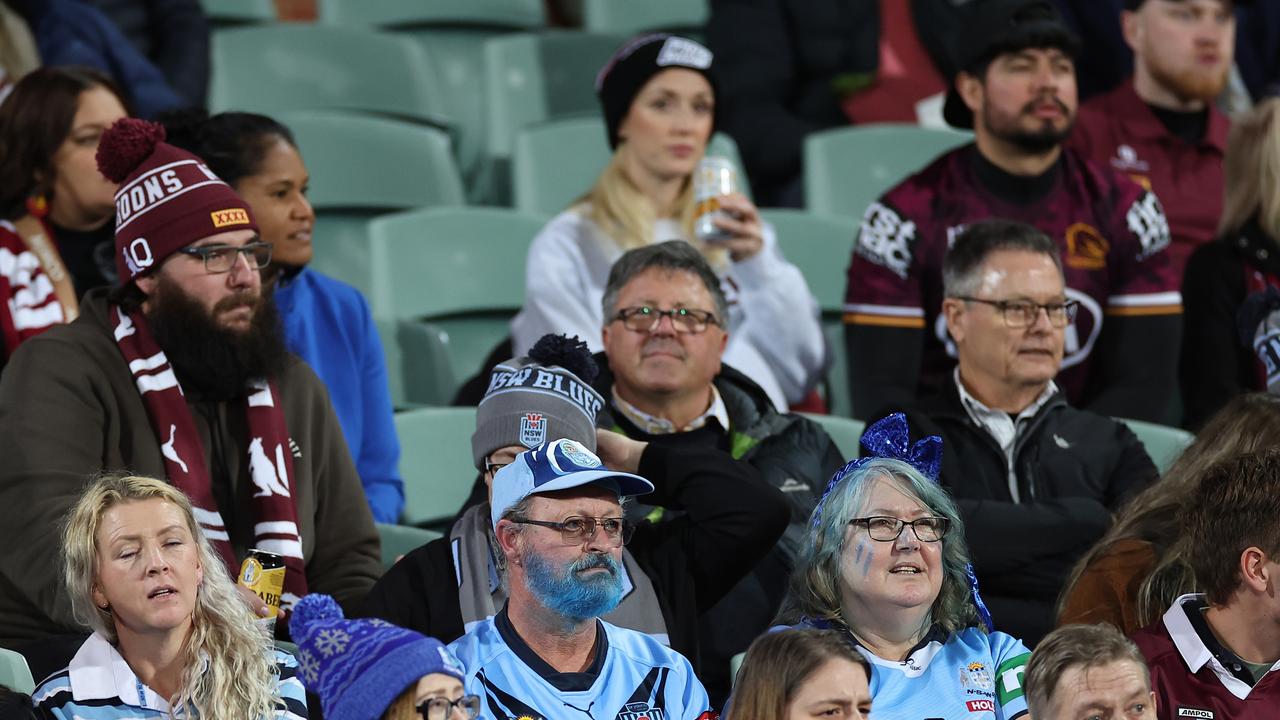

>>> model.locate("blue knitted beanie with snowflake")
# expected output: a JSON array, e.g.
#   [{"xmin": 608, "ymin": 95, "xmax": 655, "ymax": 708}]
[{"xmin": 289, "ymin": 594, "xmax": 466, "ymax": 720}]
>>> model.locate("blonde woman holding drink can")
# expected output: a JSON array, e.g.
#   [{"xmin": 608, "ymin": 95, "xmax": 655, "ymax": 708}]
[
  {"xmin": 511, "ymin": 33, "xmax": 825, "ymax": 412},
  {"xmin": 33, "ymin": 474, "xmax": 308, "ymax": 719}
]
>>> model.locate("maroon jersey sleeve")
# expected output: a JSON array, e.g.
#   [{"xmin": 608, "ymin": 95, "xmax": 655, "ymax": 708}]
[
  {"xmin": 1104, "ymin": 177, "xmax": 1182, "ymax": 315},
  {"xmin": 844, "ymin": 196, "xmax": 928, "ymax": 329}
]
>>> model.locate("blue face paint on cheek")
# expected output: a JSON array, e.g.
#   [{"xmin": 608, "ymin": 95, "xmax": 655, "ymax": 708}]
[{"xmin": 856, "ymin": 541, "xmax": 872, "ymax": 578}]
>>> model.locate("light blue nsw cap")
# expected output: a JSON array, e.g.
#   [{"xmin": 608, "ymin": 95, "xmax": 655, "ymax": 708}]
[{"xmin": 489, "ymin": 438, "xmax": 654, "ymax": 529}]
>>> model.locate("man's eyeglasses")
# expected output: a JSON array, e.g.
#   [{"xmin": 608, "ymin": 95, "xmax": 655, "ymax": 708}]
[
  {"xmin": 483, "ymin": 460, "xmax": 509, "ymax": 476},
  {"xmin": 954, "ymin": 297, "xmax": 1079, "ymax": 328},
  {"xmin": 176, "ymin": 241, "xmax": 272, "ymax": 274},
  {"xmin": 850, "ymin": 516, "xmax": 950, "ymax": 543},
  {"xmin": 613, "ymin": 306, "xmax": 720, "ymax": 334},
  {"xmin": 416, "ymin": 695, "xmax": 481, "ymax": 720},
  {"xmin": 510, "ymin": 516, "xmax": 635, "ymax": 546}
]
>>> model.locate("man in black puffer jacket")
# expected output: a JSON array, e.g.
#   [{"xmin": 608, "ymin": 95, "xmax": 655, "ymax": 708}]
[{"xmin": 869, "ymin": 219, "xmax": 1158, "ymax": 648}]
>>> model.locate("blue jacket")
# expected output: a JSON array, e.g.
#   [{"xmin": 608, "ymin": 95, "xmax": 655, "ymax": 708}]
[
  {"xmin": 275, "ymin": 268, "xmax": 404, "ymax": 523},
  {"xmin": 28, "ymin": 0, "xmax": 184, "ymax": 118}
]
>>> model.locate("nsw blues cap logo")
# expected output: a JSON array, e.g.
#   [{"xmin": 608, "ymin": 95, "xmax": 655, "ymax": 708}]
[{"xmin": 489, "ymin": 438, "xmax": 654, "ymax": 529}]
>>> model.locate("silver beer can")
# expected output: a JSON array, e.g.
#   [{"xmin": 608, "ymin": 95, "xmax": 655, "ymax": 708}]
[{"xmin": 694, "ymin": 156, "xmax": 739, "ymax": 243}]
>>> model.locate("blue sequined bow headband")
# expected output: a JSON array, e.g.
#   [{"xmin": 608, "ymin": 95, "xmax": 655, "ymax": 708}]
[{"xmin": 811, "ymin": 412, "xmax": 993, "ymax": 632}]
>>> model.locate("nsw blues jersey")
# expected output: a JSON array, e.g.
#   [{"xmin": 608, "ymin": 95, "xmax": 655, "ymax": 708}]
[
  {"xmin": 860, "ymin": 626, "xmax": 1031, "ymax": 720},
  {"xmin": 448, "ymin": 613, "xmax": 714, "ymax": 720}
]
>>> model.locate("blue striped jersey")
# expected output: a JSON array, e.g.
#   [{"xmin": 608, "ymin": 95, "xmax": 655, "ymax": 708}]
[
  {"xmin": 448, "ymin": 614, "xmax": 714, "ymax": 720},
  {"xmin": 31, "ymin": 632, "xmax": 308, "ymax": 719}
]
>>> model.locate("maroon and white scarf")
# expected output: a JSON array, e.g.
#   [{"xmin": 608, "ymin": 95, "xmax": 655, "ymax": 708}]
[{"xmin": 111, "ymin": 305, "xmax": 308, "ymax": 610}]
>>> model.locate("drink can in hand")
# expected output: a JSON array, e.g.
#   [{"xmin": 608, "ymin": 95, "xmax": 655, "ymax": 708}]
[
  {"xmin": 694, "ymin": 156, "xmax": 739, "ymax": 243},
  {"xmin": 238, "ymin": 548, "xmax": 285, "ymax": 634}
]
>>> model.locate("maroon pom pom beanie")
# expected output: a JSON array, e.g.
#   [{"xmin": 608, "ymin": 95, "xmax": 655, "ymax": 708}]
[{"xmin": 96, "ymin": 118, "xmax": 258, "ymax": 280}]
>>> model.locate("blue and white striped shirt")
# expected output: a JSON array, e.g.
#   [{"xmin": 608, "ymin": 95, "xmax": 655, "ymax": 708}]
[{"xmin": 31, "ymin": 632, "xmax": 308, "ymax": 719}]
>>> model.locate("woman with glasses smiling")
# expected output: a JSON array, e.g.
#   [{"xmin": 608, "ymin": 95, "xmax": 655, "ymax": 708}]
[
  {"xmin": 509, "ymin": 33, "xmax": 824, "ymax": 412},
  {"xmin": 775, "ymin": 413, "xmax": 1033, "ymax": 720}
]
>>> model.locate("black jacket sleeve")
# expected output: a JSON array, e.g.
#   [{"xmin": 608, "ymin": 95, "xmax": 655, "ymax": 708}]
[
  {"xmin": 628, "ymin": 443, "xmax": 790, "ymax": 614},
  {"xmin": 847, "ymin": 323, "xmax": 923, "ymax": 420},
  {"xmin": 359, "ymin": 537, "xmax": 465, "ymax": 643},
  {"xmin": 1180, "ymin": 242, "xmax": 1249, "ymax": 429},
  {"xmin": 1084, "ymin": 313, "xmax": 1182, "ymax": 424},
  {"xmin": 143, "ymin": 0, "xmax": 210, "ymax": 107}
]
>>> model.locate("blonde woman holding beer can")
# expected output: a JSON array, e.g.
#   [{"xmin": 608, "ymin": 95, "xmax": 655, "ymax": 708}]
[
  {"xmin": 32, "ymin": 474, "xmax": 308, "ymax": 719},
  {"xmin": 511, "ymin": 33, "xmax": 825, "ymax": 412}
]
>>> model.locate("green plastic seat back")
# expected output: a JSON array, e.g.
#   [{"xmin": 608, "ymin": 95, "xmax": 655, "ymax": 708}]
[
  {"xmin": 758, "ymin": 209, "xmax": 856, "ymax": 315},
  {"xmin": 200, "ymin": 0, "xmax": 275, "ymax": 26},
  {"xmin": 367, "ymin": 207, "xmax": 545, "ymax": 383},
  {"xmin": 804, "ymin": 124, "xmax": 972, "ymax": 220},
  {"xmin": 395, "ymin": 320, "xmax": 457, "ymax": 407},
  {"xmin": 0, "ymin": 647, "xmax": 34, "ymax": 694},
  {"xmin": 395, "ymin": 407, "xmax": 481, "ymax": 526},
  {"xmin": 483, "ymin": 32, "xmax": 622, "ymax": 160},
  {"xmin": 512, "ymin": 115, "xmax": 747, "ymax": 216},
  {"xmin": 582, "ymin": 0, "xmax": 708, "ymax": 35},
  {"xmin": 317, "ymin": 0, "xmax": 544, "ymax": 27},
  {"xmin": 1114, "ymin": 418, "xmax": 1194, "ymax": 475},
  {"xmin": 376, "ymin": 522, "xmax": 443, "ymax": 569},
  {"xmin": 802, "ymin": 413, "xmax": 866, "ymax": 462},
  {"xmin": 210, "ymin": 25, "xmax": 447, "ymax": 124}
]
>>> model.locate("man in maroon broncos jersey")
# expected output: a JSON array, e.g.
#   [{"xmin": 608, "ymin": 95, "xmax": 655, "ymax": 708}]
[
  {"xmin": 1131, "ymin": 449, "xmax": 1280, "ymax": 720},
  {"xmin": 843, "ymin": 0, "xmax": 1181, "ymax": 422}
]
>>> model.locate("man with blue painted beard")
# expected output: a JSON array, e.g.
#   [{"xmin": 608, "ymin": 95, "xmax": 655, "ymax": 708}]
[{"xmin": 447, "ymin": 438, "xmax": 715, "ymax": 720}]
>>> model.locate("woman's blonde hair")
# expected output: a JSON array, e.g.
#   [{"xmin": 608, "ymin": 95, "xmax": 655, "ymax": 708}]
[
  {"xmin": 1219, "ymin": 97, "xmax": 1280, "ymax": 240},
  {"xmin": 580, "ymin": 135, "xmax": 729, "ymax": 272},
  {"xmin": 63, "ymin": 474, "xmax": 280, "ymax": 720},
  {"xmin": 381, "ymin": 685, "xmax": 419, "ymax": 720},
  {"xmin": 1058, "ymin": 393, "xmax": 1280, "ymax": 627}
]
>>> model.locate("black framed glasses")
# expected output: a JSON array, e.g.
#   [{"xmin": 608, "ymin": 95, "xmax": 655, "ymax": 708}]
[
  {"xmin": 850, "ymin": 516, "xmax": 950, "ymax": 543},
  {"xmin": 483, "ymin": 460, "xmax": 509, "ymax": 476},
  {"xmin": 510, "ymin": 516, "xmax": 635, "ymax": 546},
  {"xmin": 176, "ymin": 241, "xmax": 272, "ymax": 274},
  {"xmin": 954, "ymin": 297, "xmax": 1078, "ymax": 328},
  {"xmin": 416, "ymin": 695, "xmax": 481, "ymax": 720},
  {"xmin": 613, "ymin": 306, "xmax": 720, "ymax": 334}
]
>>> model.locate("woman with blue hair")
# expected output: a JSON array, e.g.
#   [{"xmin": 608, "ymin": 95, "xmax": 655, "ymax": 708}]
[{"xmin": 776, "ymin": 414, "xmax": 1032, "ymax": 720}]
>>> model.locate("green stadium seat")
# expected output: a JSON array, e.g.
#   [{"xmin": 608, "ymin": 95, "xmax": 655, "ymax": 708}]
[
  {"xmin": 210, "ymin": 25, "xmax": 448, "ymax": 126},
  {"xmin": 367, "ymin": 207, "xmax": 546, "ymax": 389},
  {"xmin": 317, "ymin": 0, "xmax": 544, "ymax": 27},
  {"xmin": 512, "ymin": 115, "xmax": 748, "ymax": 216},
  {"xmin": 313, "ymin": 2, "xmax": 546, "ymax": 200},
  {"xmin": 0, "ymin": 647, "xmax": 34, "ymax": 694},
  {"xmin": 395, "ymin": 320, "xmax": 457, "ymax": 407},
  {"xmin": 582, "ymin": 0, "xmax": 708, "ymax": 35},
  {"xmin": 804, "ymin": 124, "xmax": 971, "ymax": 220},
  {"xmin": 480, "ymin": 31, "xmax": 623, "ymax": 203},
  {"xmin": 802, "ymin": 413, "xmax": 866, "ymax": 462},
  {"xmin": 396, "ymin": 407, "xmax": 481, "ymax": 527},
  {"xmin": 376, "ymin": 522, "xmax": 443, "ymax": 570},
  {"xmin": 758, "ymin": 209, "xmax": 856, "ymax": 315},
  {"xmin": 200, "ymin": 0, "xmax": 275, "ymax": 26},
  {"xmin": 279, "ymin": 112, "xmax": 465, "ymax": 297},
  {"xmin": 1114, "ymin": 418, "xmax": 1194, "ymax": 475}
]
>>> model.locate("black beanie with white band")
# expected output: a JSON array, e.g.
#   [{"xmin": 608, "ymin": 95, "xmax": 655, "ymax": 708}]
[
  {"xmin": 596, "ymin": 34, "xmax": 718, "ymax": 150},
  {"xmin": 471, "ymin": 335, "xmax": 606, "ymax": 470}
]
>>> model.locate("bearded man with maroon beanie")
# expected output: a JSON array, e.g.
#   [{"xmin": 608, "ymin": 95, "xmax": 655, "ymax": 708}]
[{"xmin": 0, "ymin": 119, "xmax": 380, "ymax": 678}]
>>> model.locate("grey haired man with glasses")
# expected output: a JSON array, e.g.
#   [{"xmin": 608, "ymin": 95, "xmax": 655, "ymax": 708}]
[
  {"xmin": 593, "ymin": 240, "xmax": 846, "ymax": 703},
  {"xmin": 871, "ymin": 218, "xmax": 1159, "ymax": 648}
]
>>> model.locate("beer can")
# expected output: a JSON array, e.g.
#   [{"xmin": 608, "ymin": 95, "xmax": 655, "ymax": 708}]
[
  {"xmin": 238, "ymin": 548, "xmax": 285, "ymax": 633},
  {"xmin": 693, "ymin": 156, "xmax": 739, "ymax": 243}
]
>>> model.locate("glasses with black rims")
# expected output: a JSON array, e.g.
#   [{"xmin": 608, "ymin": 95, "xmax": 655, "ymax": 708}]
[
  {"xmin": 416, "ymin": 695, "xmax": 481, "ymax": 720},
  {"xmin": 955, "ymin": 297, "xmax": 1079, "ymax": 328},
  {"xmin": 613, "ymin": 306, "xmax": 720, "ymax": 334},
  {"xmin": 510, "ymin": 516, "xmax": 635, "ymax": 546},
  {"xmin": 176, "ymin": 241, "xmax": 272, "ymax": 274},
  {"xmin": 850, "ymin": 516, "xmax": 950, "ymax": 543},
  {"xmin": 483, "ymin": 459, "xmax": 509, "ymax": 476}
]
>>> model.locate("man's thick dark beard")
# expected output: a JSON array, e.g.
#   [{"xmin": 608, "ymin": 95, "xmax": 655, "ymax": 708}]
[
  {"xmin": 146, "ymin": 283, "xmax": 290, "ymax": 401},
  {"xmin": 1003, "ymin": 125, "xmax": 1072, "ymax": 155}
]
